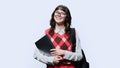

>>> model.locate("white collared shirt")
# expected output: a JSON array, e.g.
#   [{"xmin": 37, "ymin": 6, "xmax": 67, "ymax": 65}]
[{"xmin": 54, "ymin": 27, "xmax": 65, "ymax": 35}]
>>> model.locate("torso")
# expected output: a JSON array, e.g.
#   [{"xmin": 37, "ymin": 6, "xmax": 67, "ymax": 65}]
[{"xmin": 45, "ymin": 28, "xmax": 75, "ymax": 68}]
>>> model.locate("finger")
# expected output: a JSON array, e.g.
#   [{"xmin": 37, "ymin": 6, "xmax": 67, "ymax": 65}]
[
  {"xmin": 55, "ymin": 60, "xmax": 59, "ymax": 64},
  {"xmin": 51, "ymin": 52, "xmax": 55, "ymax": 55},
  {"xmin": 51, "ymin": 52, "xmax": 57, "ymax": 56},
  {"xmin": 50, "ymin": 49, "xmax": 56, "ymax": 52},
  {"xmin": 51, "ymin": 51, "xmax": 56, "ymax": 54}
]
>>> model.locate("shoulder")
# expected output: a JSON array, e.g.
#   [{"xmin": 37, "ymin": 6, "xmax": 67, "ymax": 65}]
[
  {"xmin": 70, "ymin": 28, "xmax": 76, "ymax": 35},
  {"xmin": 45, "ymin": 28, "xmax": 50, "ymax": 34}
]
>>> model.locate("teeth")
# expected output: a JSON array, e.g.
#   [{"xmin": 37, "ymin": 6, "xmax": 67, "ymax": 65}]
[{"xmin": 56, "ymin": 18, "xmax": 61, "ymax": 20}]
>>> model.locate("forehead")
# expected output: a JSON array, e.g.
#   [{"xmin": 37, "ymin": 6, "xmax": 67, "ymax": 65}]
[{"xmin": 55, "ymin": 9, "xmax": 65, "ymax": 13}]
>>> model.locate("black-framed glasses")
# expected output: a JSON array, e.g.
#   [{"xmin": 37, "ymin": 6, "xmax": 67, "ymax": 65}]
[{"xmin": 54, "ymin": 11, "xmax": 66, "ymax": 17}]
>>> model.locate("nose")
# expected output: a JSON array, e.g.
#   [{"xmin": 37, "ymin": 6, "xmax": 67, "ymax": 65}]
[{"xmin": 57, "ymin": 14, "xmax": 61, "ymax": 17}]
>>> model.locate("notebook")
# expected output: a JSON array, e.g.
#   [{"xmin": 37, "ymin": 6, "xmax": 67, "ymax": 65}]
[{"xmin": 35, "ymin": 35, "xmax": 54, "ymax": 56}]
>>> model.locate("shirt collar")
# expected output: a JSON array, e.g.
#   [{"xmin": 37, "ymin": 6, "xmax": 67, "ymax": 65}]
[{"xmin": 55, "ymin": 27, "xmax": 65, "ymax": 35}]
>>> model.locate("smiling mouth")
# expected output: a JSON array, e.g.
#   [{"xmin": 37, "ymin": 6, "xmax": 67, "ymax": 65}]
[
  {"xmin": 56, "ymin": 17, "xmax": 61, "ymax": 20},
  {"xmin": 55, "ymin": 16, "xmax": 63, "ymax": 19}
]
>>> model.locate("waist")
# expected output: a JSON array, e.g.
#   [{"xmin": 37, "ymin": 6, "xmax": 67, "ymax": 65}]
[
  {"xmin": 47, "ymin": 63, "xmax": 74, "ymax": 68},
  {"xmin": 60, "ymin": 61, "xmax": 74, "ymax": 65}
]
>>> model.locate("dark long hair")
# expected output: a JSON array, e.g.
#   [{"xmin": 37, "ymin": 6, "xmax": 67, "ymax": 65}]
[{"xmin": 49, "ymin": 5, "xmax": 72, "ymax": 37}]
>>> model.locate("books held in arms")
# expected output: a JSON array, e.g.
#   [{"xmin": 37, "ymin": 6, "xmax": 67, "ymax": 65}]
[{"xmin": 35, "ymin": 35, "xmax": 55, "ymax": 56}]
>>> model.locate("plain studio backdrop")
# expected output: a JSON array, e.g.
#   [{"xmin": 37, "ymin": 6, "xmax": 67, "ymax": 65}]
[{"xmin": 0, "ymin": 0, "xmax": 120, "ymax": 68}]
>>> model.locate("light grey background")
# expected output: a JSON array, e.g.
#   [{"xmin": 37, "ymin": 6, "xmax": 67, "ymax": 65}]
[{"xmin": 0, "ymin": 0, "xmax": 120, "ymax": 68}]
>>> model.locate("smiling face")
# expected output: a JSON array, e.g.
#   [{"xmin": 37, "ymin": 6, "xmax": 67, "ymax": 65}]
[
  {"xmin": 54, "ymin": 9, "xmax": 67, "ymax": 25},
  {"xmin": 50, "ymin": 5, "xmax": 72, "ymax": 32},
  {"xmin": 49, "ymin": 5, "xmax": 72, "ymax": 36}
]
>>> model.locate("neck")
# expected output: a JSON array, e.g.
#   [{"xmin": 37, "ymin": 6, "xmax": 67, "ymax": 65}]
[{"xmin": 55, "ymin": 24, "xmax": 65, "ymax": 30}]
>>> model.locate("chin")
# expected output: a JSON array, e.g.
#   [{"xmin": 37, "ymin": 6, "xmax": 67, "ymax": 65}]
[
  {"xmin": 55, "ymin": 20, "xmax": 63, "ymax": 23},
  {"xmin": 56, "ymin": 21, "xmax": 64, "ymax": 25},
  {"xmin": 56, "ymin": 21, "xmax": 62, "ymax": 23}
]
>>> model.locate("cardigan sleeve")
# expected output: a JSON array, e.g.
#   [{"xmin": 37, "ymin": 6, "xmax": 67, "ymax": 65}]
[
  {"xmin": 63, "ymin": 30, "xmax": 83, "ymax": 61},
  {"xmin": 33, "ymin": 33, "xmax": 54, "ymax": 65}
]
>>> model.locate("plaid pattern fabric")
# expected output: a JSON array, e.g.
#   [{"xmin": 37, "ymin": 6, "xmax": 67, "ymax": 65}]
[
  {"xmin": 45, "ymin": 29, "xmax": 72, "ymax": 51},
  {"xmin": 45, "ymin": 29, "xmax": 75, "ymax": 68}
]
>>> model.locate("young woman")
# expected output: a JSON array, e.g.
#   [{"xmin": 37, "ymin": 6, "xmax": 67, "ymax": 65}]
[{"xmin": 34, "ymin": 5, "xmax": 83, "ymax": 68}]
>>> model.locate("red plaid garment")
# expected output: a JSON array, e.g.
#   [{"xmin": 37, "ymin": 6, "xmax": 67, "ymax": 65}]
[{"xmin": 45, "ymin": 29, "xmax": 75, "ymax": 68}]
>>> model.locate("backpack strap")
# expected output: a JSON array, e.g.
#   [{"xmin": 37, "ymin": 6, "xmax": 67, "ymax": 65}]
[
  {"xmin": 70, "ymin": 28, "xmax": 87, "ymax": 61},
  {"xmin": 70, "ymin": 28, "xmax": 76, "ymax": 52},
  {"xmin": 70, "ymin": 28, "xmax": 89, "ymax": 68}
]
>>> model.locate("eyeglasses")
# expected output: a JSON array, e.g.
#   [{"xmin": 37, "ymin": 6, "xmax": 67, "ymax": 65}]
[{"xmin": 54, "ymin": 11, "xmax": 66, "ymax": 17}]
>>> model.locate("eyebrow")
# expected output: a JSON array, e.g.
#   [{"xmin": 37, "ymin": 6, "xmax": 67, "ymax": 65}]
[{"xmin": 55, "ymin": 10, "xmax": 65, "ymax": 13}]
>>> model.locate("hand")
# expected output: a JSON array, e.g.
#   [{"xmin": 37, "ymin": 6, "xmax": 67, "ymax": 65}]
[
  {"xmin": 50, "ymin": 48, "xmax": 66, "ymax": 56},
  {"xmin": 53, "ymin": 56, "xmax": 62, "ymax": 64}
]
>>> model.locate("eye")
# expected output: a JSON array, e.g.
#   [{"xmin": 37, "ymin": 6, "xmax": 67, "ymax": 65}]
[
  {"xmin": 55, "ymin": 11, "xmax": 60, "ymax": 15},
  {"xmin": 55, "ymin": 11, "xmax": 66, "ymax": 16},
  {"xmin": 61, "ymin": 12, "xmax": 66, "ymax": 15}
]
